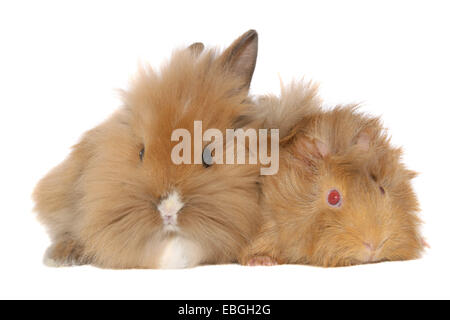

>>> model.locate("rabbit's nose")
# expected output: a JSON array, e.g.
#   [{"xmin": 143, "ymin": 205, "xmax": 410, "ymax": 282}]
[
  {"xmin": 162, "ymin": 215, "xmax": 176, "ymax": 225},
  {"xmin": 157, "ymin": 190, "xmax": 184, "ymax": 225}
]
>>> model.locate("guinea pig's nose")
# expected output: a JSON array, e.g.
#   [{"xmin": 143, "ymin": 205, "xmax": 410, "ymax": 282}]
[
  {"xmin": 363, "ymin": 242, "xmax": 375, "ymax": 252},
  {"xmin": 362, "ymin": 238, "xmax": 389, "ymax": 262},
  {"xmin": 362, "ymin": 242, "xmax": 376, "ymax": 262}
]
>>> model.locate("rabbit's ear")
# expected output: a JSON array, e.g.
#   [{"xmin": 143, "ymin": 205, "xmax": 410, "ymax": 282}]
[
  {"xmin": 187, "ymin": 42, "xmax": 204, "ymax": 56},
  {"xmin": 219, "ymin": 29, "xmax": 258, "ymax": 90}
]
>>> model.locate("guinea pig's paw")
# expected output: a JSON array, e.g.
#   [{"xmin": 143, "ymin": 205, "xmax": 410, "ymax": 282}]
[
  {"xmin": 422, "ymin": 238, "xmax": 431, "ymax": 249},
  {"xmin": 247, "ymin": 256, "xmax": 278, "ymax": 267},
  {"xmin": 43, "ymin": 240, "xmax": 88, "ymax": 267}
]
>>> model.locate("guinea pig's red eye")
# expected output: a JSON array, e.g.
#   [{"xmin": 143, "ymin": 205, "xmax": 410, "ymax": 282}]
[{"xmin": 327, "ymin": 189, "xmax": 342, "ymax": 207}]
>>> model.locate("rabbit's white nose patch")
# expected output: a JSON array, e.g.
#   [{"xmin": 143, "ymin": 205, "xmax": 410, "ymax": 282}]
[{"xmin": 158, "ymin": 191, "xmax": 183, "ymax": 228}]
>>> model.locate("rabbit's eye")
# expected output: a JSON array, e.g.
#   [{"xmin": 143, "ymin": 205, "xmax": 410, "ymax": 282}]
[
  {"xmin": 202, "ymin": 147, "xmax": 213, "ymax": 168},
  {"xmin": 371, "ymin": 174, "xmax": 385, "ymax": 195},
  {"xmin": 327, "ymin": 189, "xmax": 342, "ymax": 207},
  {"xmin": 139, "ymin": 147, "xmax": 145, "ymax": 161}
]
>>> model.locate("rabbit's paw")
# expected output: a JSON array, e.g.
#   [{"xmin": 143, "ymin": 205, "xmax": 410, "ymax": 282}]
[{"xmin": 43, "ymin": 239, "xmax": 88, "ymax": 267}]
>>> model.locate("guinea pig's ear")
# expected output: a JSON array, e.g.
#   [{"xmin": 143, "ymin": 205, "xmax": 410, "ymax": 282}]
[
  {"xmin": 219, "ymin": 29, "xmax": 258, "ymax": 91},
  {"xmin": 293, "ymin": 135, "xmax": 330, "ymax": 160},
  {"xmin": 355, "ymin": 130, "xmax": 371, "ymax": 152},
  {"xmin": 315, "ymin": 139, "xmax": 330, "ymax": 158},
  {"xmin": 187, "ymin": 42, "xmax": 205, "ymax": 57}
]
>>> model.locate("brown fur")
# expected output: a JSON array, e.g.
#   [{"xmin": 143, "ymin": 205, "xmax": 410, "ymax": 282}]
[
  {"xmin": 33, "ymin": 30, "xmax": 262, "ymax": 268},
  {"xmin": 241, "ymin": 83, "xmax": 424, "ymax": 267}
]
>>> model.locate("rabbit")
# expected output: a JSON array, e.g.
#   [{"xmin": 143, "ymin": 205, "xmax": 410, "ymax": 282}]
[
  {"xmin": 33, "ymin": 30, "xmax": 262, "ymax": 269},
  {"xmin": 240, "ymin": 81, "xmax": 425, "ymax": 267}
]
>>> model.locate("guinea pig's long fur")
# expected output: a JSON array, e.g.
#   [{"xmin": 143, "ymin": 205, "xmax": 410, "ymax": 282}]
[
  {"xmin": 241, "ymin": 82, "xmax": 424, "ymax": 267},
  {"xmin": 238, "ymin": 80, "xmax": 322, "ymax": 139},
  {"xmin": 33, "ymin": 30, "xmax": 262, "ymax": 269}
]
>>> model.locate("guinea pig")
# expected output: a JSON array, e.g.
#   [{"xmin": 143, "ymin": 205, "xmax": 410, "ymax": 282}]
[
  {"xmin": 241, "ymin": 81, "xmax": 425, "ymax": 267},
  {"xmin": 33, "ymin": 30, "xmax": 262, "ymax": 269}
]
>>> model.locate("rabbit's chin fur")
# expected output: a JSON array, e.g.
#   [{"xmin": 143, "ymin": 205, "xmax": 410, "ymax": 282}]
[
  {"xmin": 241, "ymin": 82, "xmax": 424, "ymax": 267},
  {"xmin": 33, "ymin": 30, "xmax": 262, "ymax": 269}
]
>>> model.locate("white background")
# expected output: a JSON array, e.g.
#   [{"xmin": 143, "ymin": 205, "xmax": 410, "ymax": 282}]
[{"xmin": 0, "ymin": 0, "xmax": 449, "ymax": 299}]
